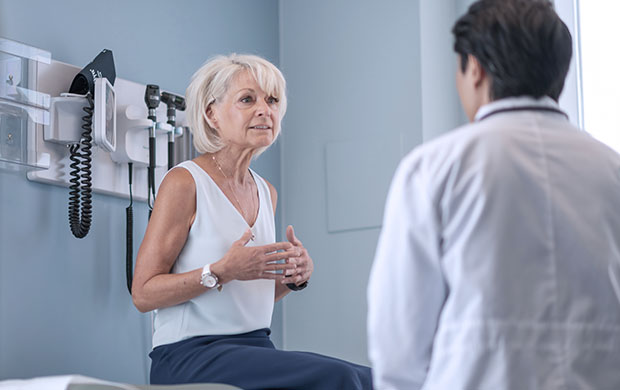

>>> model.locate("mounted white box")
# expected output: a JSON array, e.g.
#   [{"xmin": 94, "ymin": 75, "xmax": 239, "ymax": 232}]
[{"xmin": 44, "ymin": 95, "xmax": 86, "ymax": 144}]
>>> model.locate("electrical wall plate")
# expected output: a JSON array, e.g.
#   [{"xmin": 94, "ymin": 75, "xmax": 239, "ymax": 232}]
[{"xmin": 93, "ymin": 77, "xmax": 116, "ymax": 152}]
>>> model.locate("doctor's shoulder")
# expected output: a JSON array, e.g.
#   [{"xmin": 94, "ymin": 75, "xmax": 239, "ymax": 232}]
[{"xmin": 399, "ymin": 121, "xmax": 487, "ymax": 177}]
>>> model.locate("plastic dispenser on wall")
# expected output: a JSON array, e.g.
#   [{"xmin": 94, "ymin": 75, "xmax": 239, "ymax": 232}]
[{"xmin": 0, "ymin": 38, "xmax": 51, "ymax": 171}]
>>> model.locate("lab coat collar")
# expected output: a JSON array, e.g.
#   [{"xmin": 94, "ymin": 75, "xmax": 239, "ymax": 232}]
[{"xmin": 474, "ymin": 96, "xmax": 565, "ymax": 122}]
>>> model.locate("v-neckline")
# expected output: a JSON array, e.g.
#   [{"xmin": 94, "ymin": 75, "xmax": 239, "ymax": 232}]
[{"xmin": 188, "ymin": 160, "xmax": 261, "ymax": 230}]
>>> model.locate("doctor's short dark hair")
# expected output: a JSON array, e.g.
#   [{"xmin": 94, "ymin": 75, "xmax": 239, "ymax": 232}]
[{"xmin": 452, "ymin": 0, "xmax": 572, "ymax": 101}]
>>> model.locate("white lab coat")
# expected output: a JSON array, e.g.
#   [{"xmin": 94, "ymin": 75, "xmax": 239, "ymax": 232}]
[{"xmin": 368, "ymin": 97, "xmax": 620, "ymax": 390}]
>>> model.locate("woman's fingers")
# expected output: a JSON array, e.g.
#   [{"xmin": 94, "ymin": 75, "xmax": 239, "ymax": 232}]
[
  {"xmin": 286, "ymin": 225, "xmax": 303, "ymax": 246},
  {"xmin": 285, "ymin": 257, "xmax": 299, "ymax": 265},
  {"xmin": 235, "ymin": 229, "xmax": 255, "ymax": 246},
  {"xmin": 263, "ymin": 263, "xmax": 297, "ymax": 272},
  {"xmin": 228, "ymin": 232, "xmax": 311, "ymax": 282},
  {"xmin": 280, "ymin": 273, "xmax": 304, "ymax": 284},
  {"xmin": 263, "ymin": 248, "xmax": 301, "ymax": 262},
  {"xmin": 261, "ymin": 241, "xmax": 294, "ymax": 253},
  {"xmin": 281, "ymin": 262, "xmax": 306, "ymax": 282}
]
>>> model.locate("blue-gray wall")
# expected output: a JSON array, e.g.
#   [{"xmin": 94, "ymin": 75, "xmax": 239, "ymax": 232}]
[
  {"xmin": 279, "ymin": 0, "xmax": 423, "ymax": 364},
  {"xmin": 0, "ymin": 0, "xmax": 280, "ymax": 384},
  {"xmin": 420, "ymin": 0, "xmax": 465, "ymax": 140},
  {"xmin": 278, "ymin": 0, "xmax": 468, "ymax": 365}
]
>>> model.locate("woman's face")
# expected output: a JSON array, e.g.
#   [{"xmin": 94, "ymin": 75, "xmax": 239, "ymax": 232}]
[{"xmin": 208, "ymin": 70, "xmax": 281, "ymax": 151}]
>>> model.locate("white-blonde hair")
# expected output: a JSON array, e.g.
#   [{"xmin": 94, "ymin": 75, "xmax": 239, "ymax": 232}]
[{"xmin": 185, "ymin": 53, "xmax": 287, "ymax": 157}]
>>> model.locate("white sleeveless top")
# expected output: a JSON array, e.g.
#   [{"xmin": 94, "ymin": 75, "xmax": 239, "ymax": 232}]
[{"xmin": 152, "ymin": 160, "xmax": 276, "ymax": 348}]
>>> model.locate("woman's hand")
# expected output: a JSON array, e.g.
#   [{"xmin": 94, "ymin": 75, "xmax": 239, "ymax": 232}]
[
  {"xmin": 212, "ymin": 229, "xmax": 301, "ymax": 284},
  {"xmin": 281, "ymin": 225, "xmax": 314, "ymax": 286}
]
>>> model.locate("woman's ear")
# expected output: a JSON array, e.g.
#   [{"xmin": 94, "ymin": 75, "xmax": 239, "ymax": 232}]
[{"xmin": 205, "ymin": 104, "xmax": 218, "ymax": 131}]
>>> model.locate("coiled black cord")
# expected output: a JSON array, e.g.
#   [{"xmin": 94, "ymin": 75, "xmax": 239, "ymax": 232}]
[
  {"xmin": 68, "ymin": 93, "xmax": 94, "ymax": 239},
  {"xmin": 126, "ymin": 162, "xmax": 134, "ymax": 294}
]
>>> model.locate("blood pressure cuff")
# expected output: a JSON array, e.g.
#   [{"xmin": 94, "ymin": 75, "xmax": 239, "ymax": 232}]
[{"xmin": 69, "ymin": 49, "xmax": 116, "ymax": 95}]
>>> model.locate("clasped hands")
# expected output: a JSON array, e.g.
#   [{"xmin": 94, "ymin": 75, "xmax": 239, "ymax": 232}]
[{"xmin": 214, "ymin": 225, "xmax": 314, "ymax": 286}]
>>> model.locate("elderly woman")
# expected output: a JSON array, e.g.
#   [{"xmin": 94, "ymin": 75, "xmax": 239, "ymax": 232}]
[{"xmin": 131, "ymin": 54, "xmax": 372, "ymax": 389}]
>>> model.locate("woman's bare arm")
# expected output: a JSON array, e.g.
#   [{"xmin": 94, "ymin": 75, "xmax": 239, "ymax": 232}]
[{"xmin": 132, "ymin": 167, "xmax": 204, "ymax": 312}]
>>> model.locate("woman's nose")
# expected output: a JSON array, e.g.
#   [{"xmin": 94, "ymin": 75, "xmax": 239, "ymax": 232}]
[{"xmin": 255, "ymin": 99, "xmax": 271, "ymax": 116}]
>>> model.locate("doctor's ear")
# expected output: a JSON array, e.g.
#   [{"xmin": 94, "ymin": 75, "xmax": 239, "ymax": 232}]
[{"xmin": 467, "ymin": 55, "xmax": 488, "ymax": 88}]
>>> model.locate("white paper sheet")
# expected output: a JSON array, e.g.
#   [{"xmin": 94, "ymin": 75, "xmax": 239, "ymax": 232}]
[{"xmin": 0, "ymin": 375, "xmax": 139, "ymax": 390}]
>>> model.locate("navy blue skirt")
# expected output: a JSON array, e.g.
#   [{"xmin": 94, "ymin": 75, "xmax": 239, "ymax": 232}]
[{"xmin": 150, "ymin": 328, "xmax": 373, "ymax": 390}]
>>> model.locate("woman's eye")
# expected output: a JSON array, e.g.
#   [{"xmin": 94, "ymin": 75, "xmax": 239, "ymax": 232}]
[
  {"xmin": 240, "ymin": 96, "xmax": 254, "ymax": 103},
  {"xmin": 267, "ymin": 96, "xmax": 279, "ymax": 105}
]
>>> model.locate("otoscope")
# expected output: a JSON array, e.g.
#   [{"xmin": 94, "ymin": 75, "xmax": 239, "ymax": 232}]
[
  {"xmin": 144, "ymin": 84, "xmax": 160, "ymax": 211},
  {"xmin": 160, "ymin": 91, "xmax": 186, "ymax": 170}
]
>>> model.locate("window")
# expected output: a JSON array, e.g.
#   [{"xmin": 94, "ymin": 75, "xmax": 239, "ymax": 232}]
[{"xmin": 579, "ymin": 1, "xmax": 620, "ymax": 151}]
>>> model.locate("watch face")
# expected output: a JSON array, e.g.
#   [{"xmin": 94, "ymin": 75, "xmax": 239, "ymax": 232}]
[{"xmin": 202, "ymin": 275, "xmax": 217, "ymax": 288}]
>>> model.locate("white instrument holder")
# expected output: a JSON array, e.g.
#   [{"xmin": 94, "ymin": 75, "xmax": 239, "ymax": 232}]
[{"xmin": 27, "ymin": 60, "xmax": 187, "ymax": 202}]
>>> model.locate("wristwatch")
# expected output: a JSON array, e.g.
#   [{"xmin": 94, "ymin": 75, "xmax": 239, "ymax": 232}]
[
  {"xmin": 287, "ymin": 281, "xmax": 308, "ymax": 291},
  {"xmin": 200, "ymin": 264, "xmax": 221, "ymax": 291}
]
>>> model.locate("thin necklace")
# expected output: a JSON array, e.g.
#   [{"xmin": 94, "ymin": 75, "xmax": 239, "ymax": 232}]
[{"xmin": 212, "ymin": 155, "xmax": 257, "ymax": 234}]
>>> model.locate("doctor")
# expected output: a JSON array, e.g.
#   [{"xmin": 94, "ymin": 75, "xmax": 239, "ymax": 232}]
[{"xmin": 368, "ymin": 0, "xmax": 620, "ymax": 389}]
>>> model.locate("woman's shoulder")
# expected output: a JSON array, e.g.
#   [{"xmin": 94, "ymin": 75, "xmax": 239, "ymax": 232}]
[
  {"xmin": 149, "ymin": 165, "xmax": 197, "ymax": 228},
  {"xmin": 159, "ymin": 165, "xmax": 196, "ymax": 197},
  {"xmin": 258, "ymin": 174, "xmax": 278, "ymax": 212},
  {"xmin": 264, "ymin": 179, "xmax": 277, "ymax": 203},
  {"xmin": 249, "ymin": 169, "xmax": 278, "ymax": 211}
]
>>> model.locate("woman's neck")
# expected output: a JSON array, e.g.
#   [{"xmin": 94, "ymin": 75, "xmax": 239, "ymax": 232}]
[{"xmin": 209, "ymin": 147, "xmax": 253, "ymax": 185}]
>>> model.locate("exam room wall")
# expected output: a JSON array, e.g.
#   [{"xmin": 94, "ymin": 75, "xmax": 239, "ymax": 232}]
[
  {"xmin": 0, "ymin": 0, "xmax": 280, "ymax": 384},
  {"xmin": 278, "ymin": 0, "xmax": 465, "ymax": 364}
]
